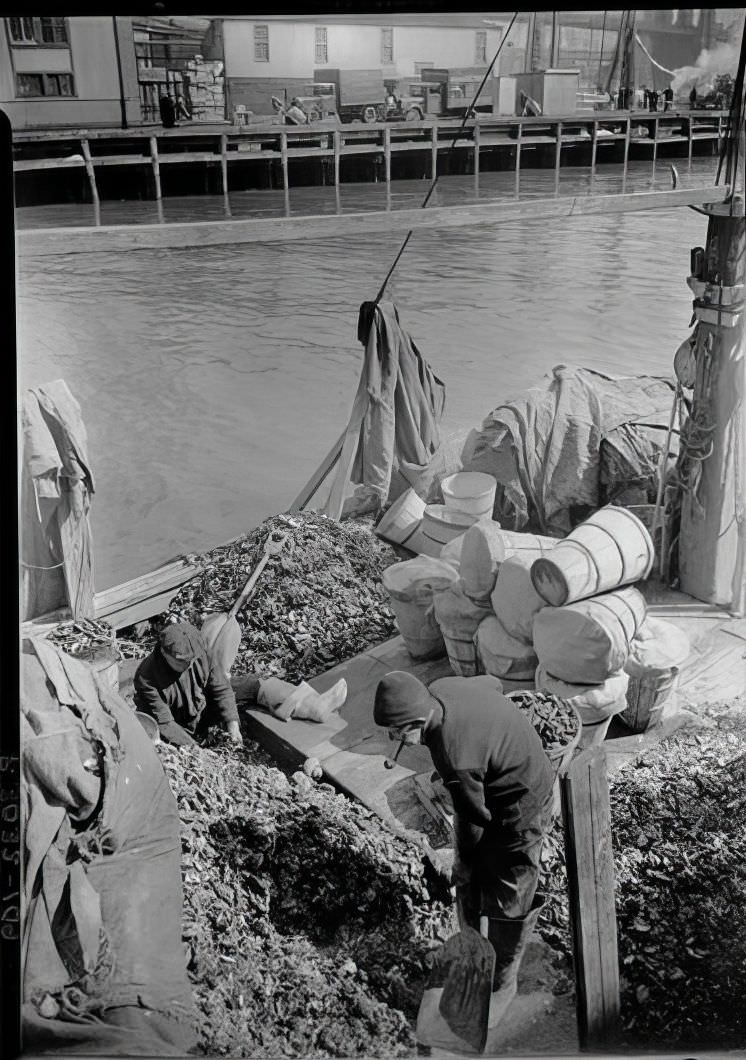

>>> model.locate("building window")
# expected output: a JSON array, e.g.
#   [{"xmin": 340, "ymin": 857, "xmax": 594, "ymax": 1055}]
[
  {"xmin": 381, "ymin": 27, "xmax": 393, "ymax": 65},
  {"xmin": 40, "ymin": 17, "xmax": 68, "ymax": 44},
  {"xmin": 16, "ymin": 72, "xmax": 74, "ymax": 97},
  {"xmin": 314, "ymin": 26, "xmax": 328, "ymax": 64},
  {"xmin": 254, "ymin": 24, "xmax": 269, "ymax": 62},
  {"xmin": 475, "ymin": 30, "xmax": 487, "ymax": 64},
  {"xmin": 8, "ymin": 16, "xmax": 68, "ymax": 45}
]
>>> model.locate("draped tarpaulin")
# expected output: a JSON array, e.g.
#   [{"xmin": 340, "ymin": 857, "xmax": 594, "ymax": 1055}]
[
  {"xmin": 461, "ymin": 365, "xmax": 676, "ymax": 536},
  {"xmin": 21, "ymin": 380, "xmax": 95, "ymax": 622},
  {"xmin": 324, "ymin": 301, "xmax": 446, "ymax": 518},
  {"xmin": 21, "ymin": 638, "xmax": 195, "ymax": 1055}
]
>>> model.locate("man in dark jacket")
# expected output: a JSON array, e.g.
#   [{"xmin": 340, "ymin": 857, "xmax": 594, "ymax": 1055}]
[
  {"xmin": 374, "ymin": 671, "xmax": 555, "ymax": 1025},
  {"xmin": 134, "ymin": 621, "xmax": 346, "ymax": 747}
]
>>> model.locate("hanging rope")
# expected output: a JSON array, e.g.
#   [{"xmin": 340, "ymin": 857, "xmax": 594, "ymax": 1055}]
[
  {"xmin": 633, "ymin": 33, "xmax": 674, "ymax": 76},
  {"xmin": 373, "ymin": 12, "xmax": 518, "ymax": 304},
  {"xmin": 597, "ymin": 10, "xmax": 608, "ymax": 88}
]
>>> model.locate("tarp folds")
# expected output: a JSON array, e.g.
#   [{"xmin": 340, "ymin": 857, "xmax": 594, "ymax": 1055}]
[
  {"xmin": 328, "ymin": 301, "xmax": 446, "ymax": 517},
  {"xmin": 22, "ymin": 380, "xmax": 95, "ymax": 622},
  {"xmin": 460, "ymin": 365, "xmax": 675, "ymax": 536},
  {"xmin": 21, "ymin": 638, "xmax": 195, "ymax": 1056}
]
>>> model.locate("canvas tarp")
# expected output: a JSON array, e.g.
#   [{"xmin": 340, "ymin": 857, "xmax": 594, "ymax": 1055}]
[
  {"xmin": 21, "ymin": 637, "xmax": 195, "ymax": 1055},
  {"xmin": 460, "ymin": 365, "xmax": 675, "ymax": 536},
  {"xmin": 21, "ymin": 380, "xmax": 95, "ymax": 622},
  {"xmin": 325, "ymin": 300, "xmax": 446, "ymax": 517}
]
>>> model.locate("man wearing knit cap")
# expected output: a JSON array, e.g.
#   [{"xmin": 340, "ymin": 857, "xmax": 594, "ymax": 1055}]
[
  {"xmin": 374, "ymin": 671, "xmax": 554, "ymax": 1027},
  {"xmin": 134, "ymin": 620, "xmax": 346, "ymax": 747}
]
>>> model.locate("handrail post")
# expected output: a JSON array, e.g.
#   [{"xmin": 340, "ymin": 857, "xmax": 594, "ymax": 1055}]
[
  {"xmin": 473, "ymin": 119, "xmax": 480, "ymax": 183},
  {"xmin": 622, "ymin": 117, "xmax": 631, "ymax": 191},
  {"xmin": 652, "ymin": 116, "xmax": 658, "ymax": 168},
  {"xmin": 149, "ymin": 135, "xmax": 161, "ymax": 201},
  {"xmin": 333, "ymin": 129, "xmax": 341, "ymax": 187},
  {"xmin": 590, "ymin": 120, "xmax": 598, "ymax": 184},
  {"xmin": 280, "ymin": 131, "xmax": 289, "ymax": 191},
  {"xmin": 515, "ymin": 120, "xmax": 522, "ymax": 198},
  {"xmin": 688, "ymin": 115, "xmax": 694, "ymax": 167},
  {"xmin": 220, "ymin": 134, "xmax": 228, "ymax": 197},
  {"xmin": 554, "ymin": 120, "xmax": 562, "ymax": 194},
  {"xmin": 431, "ymin": 121, "xmax": 438, "ymax": 180},
  {"xmin": 80, "ymin": 138, "xmax": 100, "ymax": 208},
  {"xmin": 384, "ymin": 125, "xmax": 391, "ymax": 183}
]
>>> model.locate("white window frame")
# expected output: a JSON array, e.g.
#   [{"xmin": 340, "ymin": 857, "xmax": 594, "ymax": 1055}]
[
  {"xmin": 314, "ymin": 26, "xmax": 327, "ymax": 65},
  {"xmin": 254, "ymin": 24, "xmax": 269, "ymax": 63},
  {"xmin": 381, "ymin": 27, "xmax": 393, "ymax": 65},
  {"xmin": 475, "ymin": 30, "xmax": 487, "ymax": 65}
]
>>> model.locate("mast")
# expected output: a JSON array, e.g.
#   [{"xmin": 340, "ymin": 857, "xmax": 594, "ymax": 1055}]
[{"xmin": 677, "ymin": 23, "xmax": 746, "ymax": 613}]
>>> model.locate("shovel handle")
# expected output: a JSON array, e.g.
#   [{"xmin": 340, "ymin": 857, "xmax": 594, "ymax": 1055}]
[{"xmin": 227, "ymin": 532, "xmax": 287, "ymax": 619}]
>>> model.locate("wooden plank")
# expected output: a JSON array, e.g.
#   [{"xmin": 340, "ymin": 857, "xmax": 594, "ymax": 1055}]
[
  {"xmin": 333, "ymin": 130, "xmax": 341, "ymax": 186},
  {"xmin": 280, "ymin": 132, "xmax": 289, "ymax": 191},
  {"xmin": 155, "ymin": 152, "xmax": 219, "ymax": 164},
  {"xmin": 515, "ymin": 122, "xmax": 522, "ymax": 197},
  {"xmin": 14, "ymin": 158, "xmax": 86, "ymax": 171},
  {"xmin": 288, "ymin": 430, "xmax": 345, "ymax": 512},
  {"xmin": 561, "ymin": 747, "xmax": 621, "ymax": 1049},
  {"xmin": 149, "ymin": 136, "xmax": 161, "ymax": 201},
  {"xmin": 220, "ymin": 134, "xmax": 228, "ymax": 196},
  {"xmin": 18, "ymin": 185, "xmax": 731, "ymax": 256},
  {"xmin": 80, "ymin": 139, "xmax": 100, "ymax": 208},
  {"xmin": 94, "ymin": 559, "xmax": 199, "ymax": 612}
]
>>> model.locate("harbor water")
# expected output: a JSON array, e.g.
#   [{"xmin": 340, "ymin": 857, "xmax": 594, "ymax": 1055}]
[{"xmin": 18, "ymin": 158, "xmax": 717, "ymax": 589}]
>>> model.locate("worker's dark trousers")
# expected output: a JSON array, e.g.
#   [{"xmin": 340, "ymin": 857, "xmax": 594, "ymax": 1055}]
[
  {"xmin": 455, "ymin": 797, "xmax": 553, "ymax": 925},
  {"xmin": 192, "ymin": 676, "xmax": 261, "ymax": 736}
]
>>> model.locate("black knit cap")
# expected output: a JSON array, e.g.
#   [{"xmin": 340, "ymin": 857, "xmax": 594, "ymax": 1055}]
[
  {"xmin": 159, "ymin": 621, "xmax": 204, "ymax": 663},
  {"xmin": 373, "ymin": 671, "xmax": 435, "ymax": 729}
]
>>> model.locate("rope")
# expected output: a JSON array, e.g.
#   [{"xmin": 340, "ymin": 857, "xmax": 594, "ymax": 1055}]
[
  {"xmin": 22, "ymin": 560, "xmax": 65, "ymax": 571},
  {"xmin": 633, "ymin": 33, "xmax": 674, "ymax": 76},
  {"xmin": 597, "ymin": 10, "xmax": 607, "ymax": 88},
  {"xmin": 373, "ymin": 12, "xmax": 518, "ymax": 304}
]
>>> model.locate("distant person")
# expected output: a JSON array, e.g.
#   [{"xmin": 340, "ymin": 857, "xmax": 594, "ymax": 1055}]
[
  {"xmin": 639, "ymin": 85, "xmax": 650, "ymax": 110},
  {"xmin": 175, "ymin": 93, "xmax": 191, "ymax": 121},
  {"xmin": 663, "ymin": 85, "xmax": 674, "ymax": 111},
  {"xmin": 285, "ymin": 98, "xmax": 308, "ymax": 125},
  {"xmin": 648, "ymin": 88, "xmax": 659, "ymax": 112},
  {"xmin": 689, "ymin": 85, "xmax": 698, "ymax": 109},
  {"xmin": 159, "ymin": 93, "xmax": 176, "ymax": 129}
]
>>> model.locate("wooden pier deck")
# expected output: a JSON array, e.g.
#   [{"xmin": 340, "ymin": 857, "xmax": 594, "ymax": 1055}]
[{"xmin": 14, "ymin": 109, "xmax": 728, "ymax": 204}]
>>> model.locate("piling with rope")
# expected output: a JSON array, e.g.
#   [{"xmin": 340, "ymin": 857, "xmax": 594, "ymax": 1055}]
[{"xmin": 677, "ymin": 22, "xmax": 746, "ymax": 614}]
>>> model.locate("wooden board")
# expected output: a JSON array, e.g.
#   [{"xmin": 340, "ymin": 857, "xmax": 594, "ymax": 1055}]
[
  {"xmin": 560, "ymin": 746, "xmax": 621, "ymax": 1049},
  {"xmin": 18, "ymin": 185, "xmax": 732, "ymax": 257},
  {"xmin": 94, "ymin": 558, "xmax": 200, "ymax": 629}
]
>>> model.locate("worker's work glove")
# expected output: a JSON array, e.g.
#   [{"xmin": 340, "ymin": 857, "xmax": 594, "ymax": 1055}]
[
  {"xmin": 225, "ymin": 720, "xmax": 243, "ymax": 746},
  {"xmin": 158, "ymin": 720, "xmax": 198, "ymax": 748}
]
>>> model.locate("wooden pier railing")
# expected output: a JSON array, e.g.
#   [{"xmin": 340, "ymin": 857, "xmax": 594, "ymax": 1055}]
[{"xmin": 14, "ymin": 109, "xmax": 729, "ymax": 203}]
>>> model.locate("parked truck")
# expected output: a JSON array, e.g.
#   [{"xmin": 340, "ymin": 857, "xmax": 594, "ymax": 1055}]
[
  {"xmin": 419, "ymin": 67, "xmax": 494, "ymax": 117},
  {"xmin": 313, "ymin": 68, "xmax": 388, "ymax": 123}
]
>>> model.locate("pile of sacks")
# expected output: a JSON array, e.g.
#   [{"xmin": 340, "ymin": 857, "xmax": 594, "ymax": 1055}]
[{"xmin": 382, "ymin": 498, "xmax": 691, "ymax": 747}]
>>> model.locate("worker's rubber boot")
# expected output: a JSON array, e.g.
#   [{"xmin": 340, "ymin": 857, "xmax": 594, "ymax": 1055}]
[
  {"xmin": 269, "ymin": 679, "xmax": 348, "ymax": 723},
  {"xmin": 484, "ymin": 893, "xmax": 546, "ymax": 1029}
]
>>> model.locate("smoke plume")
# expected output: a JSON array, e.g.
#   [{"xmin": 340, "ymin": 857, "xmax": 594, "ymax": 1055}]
[{"xmin": 671, "ymin": 39, "xmax": 741, "ymax": 96}]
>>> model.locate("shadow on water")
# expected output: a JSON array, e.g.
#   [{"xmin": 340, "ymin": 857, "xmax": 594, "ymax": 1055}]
[{"xmin": 17, "ymin": 159, "xmax": 718, "ymax": 588}]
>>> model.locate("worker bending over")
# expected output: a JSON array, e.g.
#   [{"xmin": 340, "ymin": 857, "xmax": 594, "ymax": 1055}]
[
  {"xmin": 374, "ymin": 671, "xmax": 554, "ymax": 1025},
  {"xmin": 134, "ymin": 620, "xmax": 346, "ymax": 748}
]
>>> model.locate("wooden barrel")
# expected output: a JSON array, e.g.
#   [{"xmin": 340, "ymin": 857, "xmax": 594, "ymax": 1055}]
[
  {"xmin": 421, "ymin": 505, "xmax": 477, "ymax": 552},
  {"xmin": 440, "ymin": 472, "xmax": 497, "ymax": 518},
  {"xmin": 375, "ymin": 488, "xmax": 426, "ymax": 548},
  {"xmin": 531, "ymin": 506, "xmax": 654, "ymax": 607},
  {"xmin": 494, "ymin": 529, "xmax": 558, "ymax": 563},
  {"xmin": 442, "ymin": 633, "xmax": 480, "ymax": 677},
  {"xmin": 621, "ymin": 668, "xmax": 680, "ymax": 733},
  {"xmin": 532, "ymin": 587, "xmax": 647, "ymax": 685},
  {"xmin": 382, "ymin": 558, "xmax": 457, "ymax": 661}
]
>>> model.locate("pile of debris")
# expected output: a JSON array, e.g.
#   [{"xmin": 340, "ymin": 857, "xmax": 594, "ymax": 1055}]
[
  {"xmin": 611, "ymin": 701, "xmax": 746, "ymax": 1047},
  {"xmin": 119, "ymin": 513, "xmax": 399, "ymax": 681},
  {"xmin": 159, "ymin": 735, "xmax": 454, "ymax": 1057},
  {"xmin": 535, "ymin": 701, "xmax": 746, "ymax": 1048}
]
